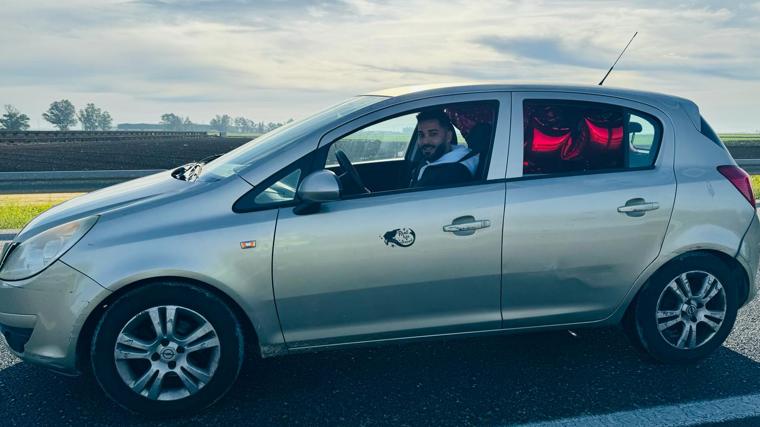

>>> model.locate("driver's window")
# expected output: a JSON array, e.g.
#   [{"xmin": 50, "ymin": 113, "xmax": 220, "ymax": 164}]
[
  {"xmin": 326, "ymin": 114, "xmax": 419, "ymax": 167},
  {"xmin": 324, "ymin": 101, "xmax": 499, "ymax": 197}
]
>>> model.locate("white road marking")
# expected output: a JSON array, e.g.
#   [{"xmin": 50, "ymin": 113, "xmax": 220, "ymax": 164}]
[{"xmin": 514, "ymin": 393, "xmax": 760, "ymax": 426}]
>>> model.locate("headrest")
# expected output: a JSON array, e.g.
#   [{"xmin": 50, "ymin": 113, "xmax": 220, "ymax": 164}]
[{"xmin": 465, "ymin": 123, "xmax": 492, "ymax": 153}]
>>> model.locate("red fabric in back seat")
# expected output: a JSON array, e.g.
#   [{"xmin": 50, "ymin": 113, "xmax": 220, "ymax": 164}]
[
  {"xmin": 531, "ymin": 128, "xmax": 572, "ymax": 152},
  {"xmin": 585, "ymin": 118, "xmax": 623, "ymax": 150}
]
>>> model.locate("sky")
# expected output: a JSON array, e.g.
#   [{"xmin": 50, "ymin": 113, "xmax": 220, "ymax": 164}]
[{"xmin": 1, "ymin": 0, "xmax": 759, "ymax": 131}]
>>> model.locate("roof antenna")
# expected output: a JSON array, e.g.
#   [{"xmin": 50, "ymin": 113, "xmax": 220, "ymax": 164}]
[{"xmin": 599, "ymin": 32, "xmax": 638, "ymax": 86}]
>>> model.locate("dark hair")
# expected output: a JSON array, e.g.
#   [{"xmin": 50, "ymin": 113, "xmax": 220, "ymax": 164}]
[{"xmin": 416, "ymin": 109, "xmax": 457, "ymax": 144}]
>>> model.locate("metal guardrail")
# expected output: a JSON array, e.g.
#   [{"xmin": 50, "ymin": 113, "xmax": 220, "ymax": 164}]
[
  {"xmin": 0, "ymin": 169, "xmax": 164, "ymax": 194},
  {"xmin": 0, "ymin": 160, "xmax": 758, "ymax": 194},
  {"xmin": 737, "ymin": 159, "xmax": 760, "ymax": 174}
]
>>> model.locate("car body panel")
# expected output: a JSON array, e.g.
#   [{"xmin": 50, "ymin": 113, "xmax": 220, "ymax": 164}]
[
  {"xmin": 500, "ymin": 92, "xmax": 677, "ymax": 326},
  {"xmin": 660, "ymin": 120, "xmax": 756, "ymax": 262}
]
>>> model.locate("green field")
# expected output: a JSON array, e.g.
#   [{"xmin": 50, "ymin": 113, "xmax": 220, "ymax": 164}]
[{"xmin": 719, "ymin": 134, "xmax": 760, "ymax": 145}]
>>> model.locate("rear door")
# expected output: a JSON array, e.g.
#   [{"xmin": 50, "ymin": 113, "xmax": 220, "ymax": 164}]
[{"xmin": 501, "ymin": 92, "xmax": 676, "ymax": 327}]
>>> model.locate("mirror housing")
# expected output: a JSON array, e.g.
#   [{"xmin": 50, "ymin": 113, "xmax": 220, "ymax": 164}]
[
  {"xmin": 294, "ymin": 170, "xmax": 341, "ymax": 214},
  {"xmin": 629, "ymin": 122, "xmax": 643, "ymax": 133}
]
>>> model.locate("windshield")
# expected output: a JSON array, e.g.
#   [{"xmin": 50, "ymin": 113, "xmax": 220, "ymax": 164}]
[{"xmin": 199, "ymin": 96, "xmax": 387, "ymax": 181}]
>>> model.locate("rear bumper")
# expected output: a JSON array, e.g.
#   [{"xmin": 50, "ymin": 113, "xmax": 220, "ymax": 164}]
[
  {"xmin": 0, "ymin": 261, "xmax": 110, "ymax": 374},
  {"xmin": 737, "ymin": 212, "xmax": 760, "ymax": 306}
]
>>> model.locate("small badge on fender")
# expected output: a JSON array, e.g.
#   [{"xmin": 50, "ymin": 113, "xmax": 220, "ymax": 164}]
[
  {"xmin": 381, "ymin": 228, "xmax": 416, "ymax": 247},
  {"xmin": 240, "ymin": 240, "xmax": 256, "ymax": 249}
]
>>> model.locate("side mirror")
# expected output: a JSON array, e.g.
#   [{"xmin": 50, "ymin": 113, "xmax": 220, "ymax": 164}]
[
  {"xmin": 294, "ymin": 170, "xmax": 341, "ymax": 214},
  {"xmin": 629, "ymin": 122, "xmax": 643, "ymax": 133}
]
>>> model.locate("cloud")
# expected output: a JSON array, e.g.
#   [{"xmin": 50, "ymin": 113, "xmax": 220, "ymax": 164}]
[
  {"xmin": 476, "ymin": 36, "xmax": 611, "ymax": 69},
  {"xmin": 0, "ymin": 0, "xmax": 758, "ymax": 130}
]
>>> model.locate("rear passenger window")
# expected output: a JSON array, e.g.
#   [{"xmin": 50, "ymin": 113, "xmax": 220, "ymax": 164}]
[{"xmin": 522, "ymin": 100, "xmax": 662, "ymax": 175}]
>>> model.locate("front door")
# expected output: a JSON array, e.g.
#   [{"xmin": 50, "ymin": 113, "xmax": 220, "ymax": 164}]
[
  {"xmin": 273, "ymin": 185, "xmax": 506, "ymax": 347},
  {"xmin": 271, "ymin": 94, "xmax": 510, "ymax": 348}
]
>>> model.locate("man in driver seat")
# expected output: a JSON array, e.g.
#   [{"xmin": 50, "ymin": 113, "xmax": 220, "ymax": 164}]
[{"xmin": 410, "ymin": 109, "xmax": 479, "ymax": 187}]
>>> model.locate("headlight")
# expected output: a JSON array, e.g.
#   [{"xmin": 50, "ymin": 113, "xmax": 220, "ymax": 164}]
[{"xmin": 0, "ymin": 216, "xmax": 98, "ymax": 281}]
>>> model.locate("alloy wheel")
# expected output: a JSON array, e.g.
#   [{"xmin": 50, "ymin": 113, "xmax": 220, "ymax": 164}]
[
  {"xmin": 655, "ymin": 271, "xmax": 727, "ymax": 350},
  {"xmin": 113, "ymin": 305, "xmax": 221, "ymax": 401}
]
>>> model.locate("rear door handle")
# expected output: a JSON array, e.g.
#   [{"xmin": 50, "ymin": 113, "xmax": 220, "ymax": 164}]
[{"xmin": 617, "ymin": 198, "xmax": 659, "ymax": 216}]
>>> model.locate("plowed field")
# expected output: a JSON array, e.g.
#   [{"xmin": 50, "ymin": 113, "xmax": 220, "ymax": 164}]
[{"xmin": 0, "ymin": 137, "xmax": 250, "ymax": 171}]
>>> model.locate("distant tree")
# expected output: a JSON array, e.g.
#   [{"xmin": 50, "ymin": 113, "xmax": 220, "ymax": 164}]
[
  {"xmin": 182, "ymin": 117, "xmax": 193, "ymax": 130},
  {"xmin": 77, "ymin": 103, "xmax": 102, "ymax": 131},
  {"xmin": 210, "ymin": 114, "xmax": 232, "ymax": 133},
  {"xmin": 0, "ymin": 105, "xmax": 31, "ymax": 131},
  {"xmin": 43, "ymin": 99, "xmax": 78, "ymax": 130},
  {"xmin": 234, "ymin": 116, "xmax": 248, "ymax": 133},
  {"xmin": 160, "ymin": 113, "xmax": 184, "ymax": 131},
  {"xmin": 233, "ymin": 117, "xmax": 258, "ymax": 133},
  {"xmin": 97, "ymin": 111, "xmax": 113, "ymax": 130},
  {"xmin": 265, "ymin": 122, "xmax": 284, "ymax": 132},
  {"xmin": 287, "ymin": 118, "xmax": 294, "ymax": 124}
]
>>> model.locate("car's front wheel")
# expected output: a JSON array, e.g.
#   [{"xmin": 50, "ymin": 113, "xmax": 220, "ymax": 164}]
[
  {"xmin": 90, "ymin": 282, "xmax": 244, "ymax": 416},
  {"xmin": 627, "ymin": 253, "xmax": 739, "ymax": 363}
]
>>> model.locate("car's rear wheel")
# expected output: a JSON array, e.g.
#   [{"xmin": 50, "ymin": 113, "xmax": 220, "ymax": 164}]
[
  {"xmin": 628, "ymin": 254, "xmax": 739, "ymax": 363},
  {"xmin": 91, "ymin": 282, "xmax": 244, "ymax": 416}
]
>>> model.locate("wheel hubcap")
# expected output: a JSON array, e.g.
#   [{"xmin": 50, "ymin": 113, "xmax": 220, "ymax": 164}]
[
  {"xmin": 114, "ymin": 305, "xmax": 221, "ymax": 401},
  {"xmin": 655, "ymin": 271, "xmax": 727, "ymax": 350}
]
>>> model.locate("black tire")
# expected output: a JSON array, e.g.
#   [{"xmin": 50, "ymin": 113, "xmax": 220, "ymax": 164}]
[
  {"xmin": 628, "ymin": 253, "xmax": 739, "ymax": 363},
  {"xmin": 90, "ymin": 282, "xmax": 244, "ymax": 416}
]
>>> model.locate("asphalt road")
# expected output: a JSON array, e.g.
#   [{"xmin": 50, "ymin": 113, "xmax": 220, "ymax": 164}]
[{"xmin": 1, "ymin": 294, "xmax": 760, "ymax": 426}]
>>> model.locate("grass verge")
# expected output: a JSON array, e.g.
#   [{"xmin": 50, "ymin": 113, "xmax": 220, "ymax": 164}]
[
  {"xmin": 750, "ymin": 175, "xmax": 760, "ymax": 201},
  {"xmin": 0, "ymin": 193, "xmax": 83, "ymax": 230},
  {"xmin": 0, "ymin": 203, "xmax": 55, "ymax": 229}
]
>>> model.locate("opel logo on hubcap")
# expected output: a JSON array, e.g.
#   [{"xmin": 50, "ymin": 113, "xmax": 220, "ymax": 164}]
[
  {"xmin": 161, "ymin": 348, "xmax": 176, "ymax": 361},
  {"xmin": 685, "ymin": 304, "xmax": 697, "ymax": 317}
]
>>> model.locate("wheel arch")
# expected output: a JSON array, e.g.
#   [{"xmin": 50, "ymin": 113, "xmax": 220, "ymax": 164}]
[
  {"xmin": 622, "ymin": 249, "xmax": 750, "ymax": 323},
  {"xmin": 75, "ymin": 276, "xmax": 261, "ymax": 373}
]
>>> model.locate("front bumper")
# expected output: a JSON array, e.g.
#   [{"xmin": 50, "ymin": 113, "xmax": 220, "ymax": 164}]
[{"xmin": 0, "ymin": 260, "xmax": 110, "ymax": 374}]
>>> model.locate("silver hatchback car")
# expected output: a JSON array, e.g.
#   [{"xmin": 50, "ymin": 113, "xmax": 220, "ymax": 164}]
[{"xmin": 1, "ymin": 84, "xmax": 758, "ymax": 415}]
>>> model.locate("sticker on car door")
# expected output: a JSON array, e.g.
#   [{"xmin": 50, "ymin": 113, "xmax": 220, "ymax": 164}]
[{"xmin": 381, "ymin": 228, "xmax": 416, "ymax": 247}]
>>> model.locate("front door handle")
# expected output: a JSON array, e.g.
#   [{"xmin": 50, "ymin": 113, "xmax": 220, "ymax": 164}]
[
  {"xmin": 617, "ymin": 198, "xmax": 659, "ymax": 217},
  {"xmin": 443, "ymin": 216, "xmax": 491, "ymax": 236}
]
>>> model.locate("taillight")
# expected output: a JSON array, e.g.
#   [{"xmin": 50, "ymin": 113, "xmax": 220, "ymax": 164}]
[{"xmin": 717, "ymin": 165, "xmax": 756, "ymax": 207}]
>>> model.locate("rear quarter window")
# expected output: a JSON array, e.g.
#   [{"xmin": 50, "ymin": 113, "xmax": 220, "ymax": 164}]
[{"xmin": 700, "ymin": 116, "xmax": 727, "ymax": 149}]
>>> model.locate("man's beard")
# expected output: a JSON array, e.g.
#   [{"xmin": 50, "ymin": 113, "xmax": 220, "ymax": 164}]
[{"xmin": 421, "ymin": 144, "xmax": 447, "ymax": 162}]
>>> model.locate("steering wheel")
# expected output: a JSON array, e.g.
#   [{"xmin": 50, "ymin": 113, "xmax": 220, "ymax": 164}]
[{"xmin": 335, "ymin": 150, "xmax": 370, "ymax": 194}]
